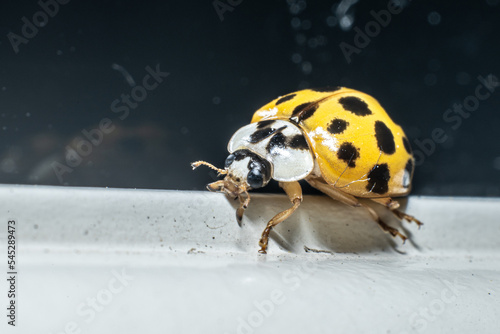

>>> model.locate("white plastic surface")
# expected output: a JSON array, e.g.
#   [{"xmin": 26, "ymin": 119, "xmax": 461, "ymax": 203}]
[{"xmin": 1, "ymin": 185, "xmax": 499, "ymax": 333}]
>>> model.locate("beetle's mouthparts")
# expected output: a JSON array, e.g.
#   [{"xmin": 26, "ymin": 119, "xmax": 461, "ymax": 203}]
[{"xmin": 206, "ymin": 180, "xmax": 224, "ymax": 192}]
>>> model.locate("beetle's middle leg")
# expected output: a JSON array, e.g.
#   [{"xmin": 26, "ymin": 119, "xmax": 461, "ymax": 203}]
[
  {"xmin": 258, "ymin": 181, "xmax": 302, "ymax": 254},
  {"xmin": 307, "ymin": 178, "xmax": 407, "ymax": 242}
]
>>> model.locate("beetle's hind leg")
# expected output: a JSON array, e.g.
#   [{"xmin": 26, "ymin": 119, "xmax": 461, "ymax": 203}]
[
  {"xmin": 370, "ymin": 197, "xmax": 423, "ymax": 228},
  {"xmin": 307, "ymin": 178, "xmax": 407, "ymax": 242},
  {"xmin": 258, "ymin": 181, "xmax": 302, "ymax": 254}
]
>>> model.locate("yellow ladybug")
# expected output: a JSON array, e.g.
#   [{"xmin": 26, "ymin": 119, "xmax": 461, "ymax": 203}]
[{"xmin": 192, "ymin": 87, "xmax": 422, "ymax": 253}]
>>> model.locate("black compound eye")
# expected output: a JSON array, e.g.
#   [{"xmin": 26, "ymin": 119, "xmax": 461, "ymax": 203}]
[
  {"xmin": 248, "ymin": 160, "xmax": 261, "ymax": 170},
  {"xmin": 247, "ymin": 169, "xmax": 264, "ymax": 189},
  {"xmin": 224, "ymin": 154, "xmax": 236, "ymax": 168}
]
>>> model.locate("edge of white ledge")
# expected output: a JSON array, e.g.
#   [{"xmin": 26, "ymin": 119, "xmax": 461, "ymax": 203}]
[
  {"xmin": 1, "ymin": 184, "xmax": 499, "ymax": 334},
  {"xmin": 1, "ymin": 184, "xmax": 499, "ymax": 258}
]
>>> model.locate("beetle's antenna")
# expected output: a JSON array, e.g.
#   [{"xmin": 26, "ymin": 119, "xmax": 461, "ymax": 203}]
[{"xmin": 191, "ymin": 161, "xmax": 227, "ymax": 175}]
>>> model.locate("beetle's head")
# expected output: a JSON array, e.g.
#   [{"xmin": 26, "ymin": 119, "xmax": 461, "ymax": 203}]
[
  {"xmin": 191, "ymin": 150, "xmax": 273, "ymax": 223},
  {"xmin": 192, "ymin": 149, "xmax": 272, "ymax": 197},
  {"xmin": 218, "ymin": 149, "xmax": 272, "ymax": 195}
]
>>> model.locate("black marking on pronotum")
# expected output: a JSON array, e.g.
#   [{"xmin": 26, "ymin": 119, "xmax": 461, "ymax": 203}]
[
  {"xmin": 327, "ymin": 118, "xmax": 349, "ymax": 134},
  {"xmin": 366, "ymin": 163, "xmax": 390, "ymax": 194},
  {"xmin": 337, "ymin": 142, "xmax": 360, "ymax": 168},
  {"xmin": 256, "ymin": 120, "xmax": 276, "ymax": 129},
  {"xmin": 338, "ymin": 96, "xmax": 372, "ymax": 116},
  {"xmin": 290, "ymin": 102, "xmax": 320, "ymax": 123},
  {"xmin": 266, "ymin": 132, "xmax": 287, "ymax": 153},
  {"xmin": 374, "ymin": 121, "xmax": 396, "ymax": 155},
  {"xmin": 288, "ymin": 134, "xmax": 309, "ymax": 150},
  {"xmin": 233, "ymin": 149, "xmax": 255, "ymax": 161},
  {"xmin": 249, "ymin": 125, "xmax": 287, "ymax": 144},
  {"xmin": 403, "ymin": 137, "xmax": 412, "ymax": 154},
  {"xmin": 276, "ymin": 94, "xmax": 296, "ymax": 105},
  {"xmin": 310, "ymin": 86, "xmax": 341, "ymax": 92},
  {"xmin": 249, "ymin": 127, "xmax": 277, "ymax": 143}
]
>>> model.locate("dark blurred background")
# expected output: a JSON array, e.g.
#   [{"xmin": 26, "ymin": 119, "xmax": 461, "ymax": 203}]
[{"xmin": 0, "ymin": 0, "xmax": 499, "ymax": 196}]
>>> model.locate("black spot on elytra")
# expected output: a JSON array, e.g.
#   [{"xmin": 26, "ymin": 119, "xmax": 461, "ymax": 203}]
[
  {"xmin": 266, "ymin": 132, "xmax": 287, "ymax": 153},
  {"xmin": 403, "ymin": 137, "xmax": 412, "ymax": 154},
  {"xmin": 405, "ymin": 159, "xmax": 414, "ymax": 176},
  {"xmin": 403, "ymin": 158, "xmax": 414, "ymax": 188},
  {"xmin": 276, "ymin": 94, "xmax": 296, "ymax": 105},
  {"xmin": 337, "ymin": 142, "xmax": 359, "ymax": 167},
  {"xmin": 310, "ymin": 86, "xmax": 341, "ymax": 93},
  {"xmin": 374, "ymin": 121, "xmax": 396, "ymax": 155},
  {"xmin": 403, "ymin": 158, "xmax": 413, "ymax": 188},
  {"xmin": 327, "ymin": 118, "xmax": 349, "ymax": 134},
  {"xmin": 289, "ymin": 134, "xmax": 309, "ymax": 150},
  {"xmin": 338, "ymin": 96, "xmax": 372, "ymax": 116},
  {"xmin": 366, "ymin": 163, "xmax": 390, "ymax": 194},
  {"xmin": 256, "ymin": 120, "xmax": 275, "ymax": 129},
  {"xmin": 291, "ymin": 102, "xmax": 310, "ymax": 117},
  {"xmin": 249, "ymin": 127, "xmax": 277, "ymax": 143},
  {"xmin": 290, "ymin": 102, "xmax": 319, "ymax": 122}
]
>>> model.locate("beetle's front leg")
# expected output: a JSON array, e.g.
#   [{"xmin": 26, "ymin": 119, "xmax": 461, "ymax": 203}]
[
  {"xmin": 236, "ymin": 191, "xmax": 251, "ymax": 223},
  {"xmin": 258, "ymin": 181, "xmax": 302, "ymax": 254}
]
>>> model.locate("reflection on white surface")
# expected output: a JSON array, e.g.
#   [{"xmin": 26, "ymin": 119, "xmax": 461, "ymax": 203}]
[{"xmin": 0, "ymin": 185, "xmax": 499, "ymax": 334}]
